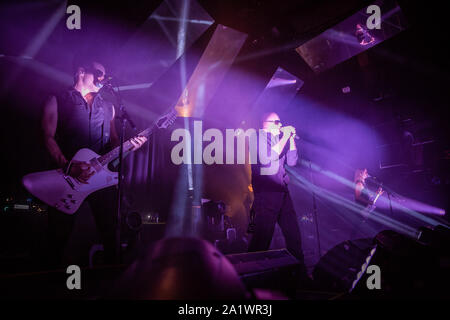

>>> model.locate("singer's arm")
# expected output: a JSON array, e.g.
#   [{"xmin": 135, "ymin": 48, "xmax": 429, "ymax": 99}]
[
  {"xmin": 286, "ymin": 134, "xmax": 298, "ymax": 166},
  {"xmin": 289, "ymin": 134, "xmax": 297, "ymax": 151},
  {"xmin": 272, "ymin": 125, "xmax": 296, "ymax": 155},
  {"xmin": 271, "ymin": 133, "xmax": 290, "ymax": 155}
]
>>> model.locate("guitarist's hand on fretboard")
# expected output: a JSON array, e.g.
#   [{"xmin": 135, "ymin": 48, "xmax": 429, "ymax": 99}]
[
  {"xmin": 376, "ymin": 187, "xmax": 384, "ymax": 196},
  {"xmin": 129, "ymin": 136, "xmax": 148, "ymax": 151},
  {"xmin": 370, "ymin": 187, "xmax": 384, "ymax": 206}
]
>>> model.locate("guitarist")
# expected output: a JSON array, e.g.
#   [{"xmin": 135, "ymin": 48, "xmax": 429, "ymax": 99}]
[
  {"xmin": 350, "ymin": 168, "xmax": 384, "ymax": 239},
  {"xmin": 41, "ymin": 57, "xmax": 146, "ymax": 266}
]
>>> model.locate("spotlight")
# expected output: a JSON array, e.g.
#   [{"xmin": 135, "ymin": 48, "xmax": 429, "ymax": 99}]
[
  {"xmin": 342, "ymin": 86, "xmax": 351, "ymax": 93},
  {"xmin": 355, "ymin": 24, "xmax": 375, "ymax": 46}
]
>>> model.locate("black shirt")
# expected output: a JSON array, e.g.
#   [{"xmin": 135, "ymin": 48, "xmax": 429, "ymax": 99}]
[
  {"xmin": 56, "ymin": 88, "xmax": 114, "ymax": 159},
  {"xmin": 251, "ymin": 132, "xmax": 298, "ymax": 193}
]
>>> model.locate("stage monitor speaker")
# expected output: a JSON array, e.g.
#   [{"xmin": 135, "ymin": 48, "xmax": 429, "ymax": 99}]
[
  {"xmin": 322, "ymin": 230, "xmax": 450, "ymax": 299},
  {"xmin": 226, "ymin": 249, "xmax": 301, "ymax": 294},
  {"xmin": 349, "ymin": 230, "xmax": 449, "ymax": 298},
  {"xmin": 312, "ymin": 238, "xmax": 376, "ymax": 293}
]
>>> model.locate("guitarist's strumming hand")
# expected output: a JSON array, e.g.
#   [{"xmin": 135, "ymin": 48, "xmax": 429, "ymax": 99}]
[
  {"xmin": 66, "ymin": 137, "xmax": 147, "ymax": 183},
  {"xmin": 68, "ymin": 160, "xmax": 95, "ymax": 184},
  {"xmin": 129, "ymin": 136, "xmax": 147, "ymax": 151}
]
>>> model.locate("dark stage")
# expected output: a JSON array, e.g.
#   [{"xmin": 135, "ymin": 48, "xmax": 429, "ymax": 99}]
[{"xmin": 0, "ymin": 0, "xmax": 449, "ymax": 303}]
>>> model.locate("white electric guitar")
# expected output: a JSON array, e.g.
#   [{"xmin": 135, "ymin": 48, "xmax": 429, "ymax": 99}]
[
  {"xmin": 366, "ymin": 186, "xmax": 384, "ymax": 214},
  {"xmin": 22, "ymin": 109, "xmax": 177, "ymax": 214}
]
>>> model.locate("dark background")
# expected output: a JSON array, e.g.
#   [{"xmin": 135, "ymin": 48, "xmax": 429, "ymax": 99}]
[{"xmin": 0, "ymin": 0, "xmax": 448, "ymax": 270}]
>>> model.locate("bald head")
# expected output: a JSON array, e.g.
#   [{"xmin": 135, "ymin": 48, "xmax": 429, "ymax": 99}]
[{"xmin": 262, "ymin": 112, "xmax": 282, "ymax": 135}]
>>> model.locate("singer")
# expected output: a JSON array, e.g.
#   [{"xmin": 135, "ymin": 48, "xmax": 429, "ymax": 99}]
[
  {"xmin": 247, "ymin": 112, "xmax": 309, "ymax": 282},
  {"xmin": 41, "ymin": 56, "xmax": 146, "ymax": 267}
]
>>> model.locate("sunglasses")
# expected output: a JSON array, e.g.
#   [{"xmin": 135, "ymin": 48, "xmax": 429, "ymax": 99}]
[{"xmin": 264, "ymin": 120, "xmax": 282, "ymax": 125}]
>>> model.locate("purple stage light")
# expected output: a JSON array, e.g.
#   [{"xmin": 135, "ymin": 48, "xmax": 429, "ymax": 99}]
[
  {"xmin": 392, "ymin": 197, "xmax": 446, "ymax": 216},
  {"xmin": 296, "ymin": 0, "xmax": 408, "ymax": 74},
  {"xmin": 173, "ymin": 24, "xmax": 247, "ymax": 118},
  {"xmin": 116, "ymin": 0, "xmax": 214, "ymax": 86}
]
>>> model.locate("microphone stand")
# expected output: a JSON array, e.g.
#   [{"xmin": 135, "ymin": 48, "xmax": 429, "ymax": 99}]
[
  {"xmin": 103, "ymin": 83, "xmax": 136, "ymax": 264},
  {"xmin": 387, "ymin": 191, "xmax": 394, "ymax": 217},
  {"xmin": 116, "ymin": 101, "xmax": 126, "ymax": 264},
  {"xmin": 308, "ymin": 160, "xmax": 322, "ymax": 258}
]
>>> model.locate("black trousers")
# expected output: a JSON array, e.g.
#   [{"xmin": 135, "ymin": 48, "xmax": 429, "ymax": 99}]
[
  {"xmin": 248, "ymin": 191, "xmax": 305, "ymax": 266},
  {"xmin": 47, "ymin": 186, "xmax": 118, "ymax": 267}
]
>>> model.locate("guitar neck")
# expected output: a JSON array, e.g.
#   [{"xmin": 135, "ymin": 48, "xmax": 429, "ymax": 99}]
[
  {"xmin": 97, "ymin": 126, "xmax": 155, "ymax": 166},
  {"xmin": 373, "ymin": 193, "xmax": 381, "ymax": 204},
  {"xmin": 97, "ymin": 108, "xmax": 177, "ymax": 166},
  {"xmin": 370, "ymin": 190, "xmax": 382, "ymax": 206}
]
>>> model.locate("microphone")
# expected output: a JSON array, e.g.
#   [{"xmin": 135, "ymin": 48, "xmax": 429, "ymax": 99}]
[
  {"xmin": 97, "ymin": 77, "xmax": 125, "ymax": 111},
  {"xmin": 95, "ymin": 75, "xmax": 113, "ymax": 88},
  {"xmin": 290, "ymin": 132, "xmax": 300, "ymax": 140},
  {"xmin": 281, "ymin": 125, "xmax": 300, "ymax": 140},
  {"xmin": 366, "ymin": 174, "xmax": 383, "ymax": 186}
]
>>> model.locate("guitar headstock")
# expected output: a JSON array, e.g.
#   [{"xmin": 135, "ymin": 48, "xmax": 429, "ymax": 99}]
[{"xmin": 155, "ymin": 109, "xmax": 177, "ymax": 129}]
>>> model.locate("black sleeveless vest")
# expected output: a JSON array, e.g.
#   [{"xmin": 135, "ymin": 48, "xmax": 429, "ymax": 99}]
[{"xmin": 56, "ymin": 88, "xmax": 114, "ymax": 159}]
